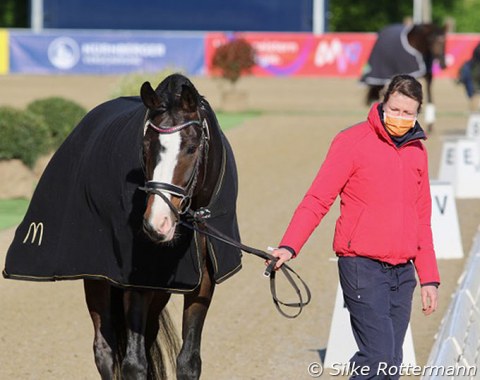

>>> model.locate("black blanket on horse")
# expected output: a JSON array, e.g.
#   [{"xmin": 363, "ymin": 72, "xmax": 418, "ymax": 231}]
[
  {"xmin": 3, "ymin": 97, "xmax": 242, "ymax": 292},
  {"xmin": 360, "ymin": 24, "xmax": 426, "ymax": 85}
]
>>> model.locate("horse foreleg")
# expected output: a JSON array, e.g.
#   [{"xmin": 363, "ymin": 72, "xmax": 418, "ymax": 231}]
[
  {"xmin": 84, "ymin": 279, "xmax": 117, "ymax": 380},
  {"xmin": 121, "ymin": 289, "xmax": 154, "ymax": 380},
  {"xmin": 425, "ymin": 73, "xmax": 433, "ymax": 104},
  {"xmin": 177, "ymin": 250, "xmax": 215, "ymax": 380},
  {"xmin": 424, "ymin": 73, "xmax": 435, "ymax": 132}
]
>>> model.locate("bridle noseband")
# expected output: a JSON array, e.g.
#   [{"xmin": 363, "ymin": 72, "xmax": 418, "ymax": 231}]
[
  {"xmin": 139, "ymin": 113, "xmax": 210, "ymax": 221},
  {"xmin": 140, "ymin": 181, "xmax": 192, "ymax": 222},
  {"xmin": 144, "ymin": 119, "xmax": 202, "ymax": 134}
]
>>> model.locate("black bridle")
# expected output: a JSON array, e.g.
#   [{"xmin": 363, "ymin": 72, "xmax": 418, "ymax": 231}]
[
  {"xmin": 139, "ymin": 114, "xmax": 209, "ymax": 222},
  {"xmin": 139, "ymin": 113, "xmax": 311, "ymax": 318}
]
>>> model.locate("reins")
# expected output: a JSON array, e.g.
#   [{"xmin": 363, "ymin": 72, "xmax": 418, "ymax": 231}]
[{"xmin": 180, "ymin": 209, "xmax": 311, "ymax": 318}]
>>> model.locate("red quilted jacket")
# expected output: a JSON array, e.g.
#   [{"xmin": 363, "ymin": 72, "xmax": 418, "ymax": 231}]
[{"xmin": 280, "ymin": 103, "xmax": 440, "ymax": 285}]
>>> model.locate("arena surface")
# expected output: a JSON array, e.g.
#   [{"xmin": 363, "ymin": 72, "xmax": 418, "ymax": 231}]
[{"xmin": 1, "ymin": 75, "xmax": 479, "ymax": 379}]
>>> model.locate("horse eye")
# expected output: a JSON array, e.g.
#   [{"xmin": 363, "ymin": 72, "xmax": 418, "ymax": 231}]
[{"xmin": 186, "ymin": 145, "xmax": 197, "ymax": 154}]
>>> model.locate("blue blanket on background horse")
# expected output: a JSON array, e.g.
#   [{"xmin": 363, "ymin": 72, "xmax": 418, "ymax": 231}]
[
  {"xmin": 360, "ymin": 24, "xmax": 426, "ymax": 85},
  {"xmin": 3, "ymin": 97, "xmax": 242, "ymax": 292}
]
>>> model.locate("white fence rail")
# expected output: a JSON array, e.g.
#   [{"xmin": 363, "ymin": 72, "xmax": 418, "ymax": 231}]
[{"xmin": 422, "ymin": 227, "xmax": 480, "ymax": 379}]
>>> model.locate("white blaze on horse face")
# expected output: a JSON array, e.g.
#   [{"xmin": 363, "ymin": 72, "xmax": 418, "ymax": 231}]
[{"xmin": 147, "ymin": 133, "xmax": 181, "ymax": 238}]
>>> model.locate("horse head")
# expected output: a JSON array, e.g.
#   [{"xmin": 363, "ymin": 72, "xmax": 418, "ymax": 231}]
[
  {"xmin": 409, "ymin": 23, "xmax": 447, "ymax": 70},
  {"xmin": 140, "ymin": 74, "xmax": 208, "ymax": 243}
]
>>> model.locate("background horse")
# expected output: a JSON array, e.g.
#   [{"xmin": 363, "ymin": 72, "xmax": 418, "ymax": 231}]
[{"xmin": 361, "ymin": 23, "xmax": 447, "ymax": 131}]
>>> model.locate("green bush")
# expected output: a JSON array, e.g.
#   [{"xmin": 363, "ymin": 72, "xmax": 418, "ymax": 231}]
[
  {"xmin": 26, "ymin": 97, "xmax": 87, "ymax": 150},
  {"xmin": 110, "ymin": 70, "xmax": 175, "ymax": 98},
  {"xmin": 0, "ymin": 106, "xmax": 51, "ymax": 168}
]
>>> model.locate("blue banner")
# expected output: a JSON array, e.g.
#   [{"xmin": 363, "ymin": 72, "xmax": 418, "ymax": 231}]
[
  {"xmin": 42, "ymin": 0, "xmax": 313, "ymax": 32},
  {"xmin": 9, "ymin": 31, "xmax": 205, "ymax": 75}
]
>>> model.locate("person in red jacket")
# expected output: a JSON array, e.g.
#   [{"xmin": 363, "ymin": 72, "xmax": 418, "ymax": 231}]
[{"xmin": 269, "ymin": 74, "xmax": 439, "ymax": 379}]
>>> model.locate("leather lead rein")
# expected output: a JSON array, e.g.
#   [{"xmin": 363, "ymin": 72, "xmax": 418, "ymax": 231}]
[{"xmin": 180, "ymin": 210, "xmax": 312, "ymax": 318}]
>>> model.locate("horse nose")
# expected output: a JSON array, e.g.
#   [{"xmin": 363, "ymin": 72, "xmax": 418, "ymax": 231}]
[
  {"xmin": 143, "ymin": 216, "xmax": 175, "ymax": 242},
  {"xmin": 157, "ymin": 216, "xmax": 173, "ymax": 235}
]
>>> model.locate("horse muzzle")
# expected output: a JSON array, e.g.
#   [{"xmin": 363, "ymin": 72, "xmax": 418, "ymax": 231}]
[
  {"xmin": 142, "ymin": 218, "xmax": 177, "ymax": 243},
  {"xmin": 139, "ymin": 181, "xmax": 192, "ymax": 243}
]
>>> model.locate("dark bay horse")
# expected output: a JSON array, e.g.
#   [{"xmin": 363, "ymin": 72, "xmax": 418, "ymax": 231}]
[
  {"xmin": 361, "ymin": 23, "xmax": 447, "ymax": 131},
  {"xmin": 2, "ymin": 72, "xmax": 240, "ymax": 378},
  {"xmin": 84, "ymin": 74, "xmax": 239, "ymax": 379}
]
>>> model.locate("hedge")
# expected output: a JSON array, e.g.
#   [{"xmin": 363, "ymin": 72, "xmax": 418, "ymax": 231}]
[
  {"xmin": 0, "ymin": 96, "xmax": 86, "ymax": 168},
  {"xmin": 26, "ymin": 97, "xmax": 87, "ymax": 150},
  {"xmin": 0, "ymin": 106, "xmax": 51, "ymax": 168}
]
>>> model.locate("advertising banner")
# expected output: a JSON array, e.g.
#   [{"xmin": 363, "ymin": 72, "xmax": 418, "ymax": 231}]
[
  {"xmin": 6, "ymin": 30, "xmax": 480, "ymax": 78},
  {"xmin": 0, "ymin": 29, "xmax": 8, "ymax": 74},
  {"xmin": 206, "ymin": 32, "xmax": 480, "ymax": 79},
  {"xmin": 206, "ymin": 32, "xmax": 377, "ymax": 77},
  {"xmin": 9, "ymin": 31, "xmax": 205, "ymax": 75}
]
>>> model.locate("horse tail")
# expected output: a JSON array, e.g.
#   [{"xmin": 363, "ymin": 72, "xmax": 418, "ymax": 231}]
[
  {"xmin": 109, "ymin": 288, "xmax": 180, "ymax": 379},
  {"xmin": 147, "ymin": 309, "xmax": 181, "ymax": 379},
  {"xmin": 366, "ymin": 85, "xmax": 384, "ymax": 106}
]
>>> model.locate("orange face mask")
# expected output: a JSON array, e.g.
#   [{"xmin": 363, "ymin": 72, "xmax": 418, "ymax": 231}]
[{"xmin": 383, "ymin": 113, "xmax": 416, "ymax": 137}]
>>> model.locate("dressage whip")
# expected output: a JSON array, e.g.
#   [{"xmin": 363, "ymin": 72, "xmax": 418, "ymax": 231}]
[{"xmin": 180, "ymin": 209, "xmax": 312, "ymax": 319}]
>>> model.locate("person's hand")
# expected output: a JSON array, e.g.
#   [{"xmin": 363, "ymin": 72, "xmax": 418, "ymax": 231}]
[
  {"xmin": 421, "ymin": 285, "xmax": 438, "ymax": 316},
  {"xmin": 266, "ymin": 247, "xmax": 293, "ymax": 271}
]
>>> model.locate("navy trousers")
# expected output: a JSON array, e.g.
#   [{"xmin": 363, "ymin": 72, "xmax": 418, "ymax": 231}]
[{"xmin": 338, "ymin": 256, "xmax": 417, "ymax": 380}]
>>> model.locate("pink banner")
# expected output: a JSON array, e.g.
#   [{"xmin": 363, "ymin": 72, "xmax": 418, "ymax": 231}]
[
  {"xmin": 206, "ymin": 32, "xmax": 480, "ymax": 79},
  {"xmin": 206, "ymin": 32, "xmax": 376, "ymax": 77},
  {"xmin": 438, "ymin": 34, "xmax": 480, "ymax": 78}
]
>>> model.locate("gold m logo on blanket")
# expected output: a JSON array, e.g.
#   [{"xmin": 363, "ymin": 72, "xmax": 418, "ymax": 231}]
[{"xmin": 23, "ymin": 222, "xmax": 44, "ymax": 246}]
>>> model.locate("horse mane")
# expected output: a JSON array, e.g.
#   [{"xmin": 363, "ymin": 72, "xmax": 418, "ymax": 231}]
[
  {"xmin": 200, "ymin": 97, "xmax": 221, "ymax": 131},
  {"xmin": 154, "ymin": 74, "xmax": 222, "ymax": 136},
  {"xmin": 416, "ymin": 23, "xmax": 446, "ymax": 35},
  {"xmin": 408, "ymin": 23, "xmax": 446, "ymax": 47},
  {"xmin": 153, "ymin": 73, "xmax": 204, "ymax": 110},
  {"xmin": 407, "ymin": 22, "xmax": 446, "ymax": 69}
]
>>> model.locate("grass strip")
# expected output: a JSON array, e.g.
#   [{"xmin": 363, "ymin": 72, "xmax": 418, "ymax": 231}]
[{"xmin": 0, "ymin": 198, "xmax": 29, "ymax": 230}]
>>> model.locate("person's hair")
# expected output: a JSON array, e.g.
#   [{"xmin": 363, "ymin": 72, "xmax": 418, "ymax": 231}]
[{"xmin": 383, "ymin": 74, "xmax": 423, "ymax": 112}]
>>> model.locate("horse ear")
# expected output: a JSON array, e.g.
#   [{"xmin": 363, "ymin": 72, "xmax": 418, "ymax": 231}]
[
  {"xmin": 444, "ymin": 18, "xmax": 454, "ymax": 33},
  {"xmin": 179, "ymin": 84, "xmax": 198, "ymax": 112},
  {"xmin": 140, "ymin": 81, "xmax": 161, "ymax": 109}
]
